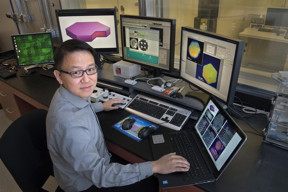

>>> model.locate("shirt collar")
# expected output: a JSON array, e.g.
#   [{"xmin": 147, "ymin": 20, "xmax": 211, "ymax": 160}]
[{"xmin": 58, "ymin": 85, "xmax": 91, "ymax": 109}]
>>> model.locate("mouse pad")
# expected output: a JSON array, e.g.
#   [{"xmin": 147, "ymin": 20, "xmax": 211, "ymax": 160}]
[{"xmin": 113, "ymin": 114, "xmax": 159, "ymax": 142}]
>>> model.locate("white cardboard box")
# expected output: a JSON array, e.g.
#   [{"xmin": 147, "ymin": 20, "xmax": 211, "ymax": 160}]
[{"xmin": 113, "ymin": 60, "xmax": 141, "ymax": 78}]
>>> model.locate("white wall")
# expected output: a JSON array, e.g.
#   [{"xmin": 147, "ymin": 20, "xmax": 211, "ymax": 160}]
[
  {"xmin": 162, "ymin": 0, "xmax": 198, "ymax": 59},
  {"xmin": 0, "ymin": 1, "xmax": 18, "ymax": 52},
  {"xmin": 60, "ymin": 0, "xmax": 86, "ymax": 9}
]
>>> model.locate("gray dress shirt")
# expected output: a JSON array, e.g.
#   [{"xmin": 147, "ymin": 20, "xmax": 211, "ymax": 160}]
[{"xmin": 46, "ymin": 86, "xmax": 153, "ymax": 192}]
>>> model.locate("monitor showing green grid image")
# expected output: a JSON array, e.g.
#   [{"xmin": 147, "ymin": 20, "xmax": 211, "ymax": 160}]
[{"xmin": 11, "ymin": 32, "xmax": 54, "ymax": 66}]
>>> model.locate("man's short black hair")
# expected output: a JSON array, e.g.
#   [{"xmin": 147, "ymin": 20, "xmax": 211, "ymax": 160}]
[{"xmin": 54, "ymin": 39, "xmax": 97, "ymax": 70}]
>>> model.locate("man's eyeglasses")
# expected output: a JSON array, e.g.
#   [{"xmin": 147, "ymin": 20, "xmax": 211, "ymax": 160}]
[{"xmin": 60, "ymin": 65, "xmax": 98, "ymax": 78}]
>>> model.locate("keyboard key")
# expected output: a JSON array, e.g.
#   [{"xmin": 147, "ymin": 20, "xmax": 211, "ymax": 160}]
[
  {"xmin": 170, "ymin": 113, "xmax": 186, "ymax": 126},
  {"xmin": 125, "ymin": 94, "xmax": 192, "ymax": 130},
  {"xmin": 169, "ymin": 132, "xmax": 210, "ymax": 178}
]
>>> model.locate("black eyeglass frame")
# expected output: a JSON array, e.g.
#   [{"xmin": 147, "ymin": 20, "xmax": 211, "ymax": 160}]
[{"xmin": 59, "ymin": 65, "xmax": 98, "ymax": 78}]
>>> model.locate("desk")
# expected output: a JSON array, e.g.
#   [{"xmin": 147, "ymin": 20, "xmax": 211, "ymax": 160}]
[
  {"xmin": 0, "ymin": 73, "xmax": 57, "ymax": 120},
  {"xmin": 239, "ymin": 28, "xmax": 288, "ymax": 43},
  {"xmin": 99, "ymin": 108, "xmax": 288, "ymax": 192},
  {"xmin": 1, "ymin": 67, "xmax": 288, "ymax": 192},
  {"xmin": 97, "ymin": 64, "xmax": 205, "ymax": 112}
]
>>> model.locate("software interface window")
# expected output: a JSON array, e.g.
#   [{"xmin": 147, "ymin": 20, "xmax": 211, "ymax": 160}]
[
  {"xmin": 195, "ymin": 99, "xmax": 242, "ymax": 170},
  {"xmin": 180, "ymin": 28, "xmax": 241, "ymax": 105},
  {"xmin": 121, "ymin": 16, "xmax": 174, "ymax": 71}
]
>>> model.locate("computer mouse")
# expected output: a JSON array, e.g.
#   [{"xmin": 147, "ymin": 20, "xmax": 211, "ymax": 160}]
[
  {"xmin": 138, "ymin": 126, "xmax": 154, "ymax": 139},
  {"xmin": 121, "ymin": 118, "xmax": 136, "ymax": 130},
  {"xmin": 26, "ymin": 69, "xmax": 36, "ymax": 75},
  {"xmin": 112, "ymin": 102, "xmax": 126, "ymax": 107}
]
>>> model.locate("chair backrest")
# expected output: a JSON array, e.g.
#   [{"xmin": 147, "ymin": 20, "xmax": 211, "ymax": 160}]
[{"xmin": 0, "ymin": 109, "xmax": 53, "ymax": 192}]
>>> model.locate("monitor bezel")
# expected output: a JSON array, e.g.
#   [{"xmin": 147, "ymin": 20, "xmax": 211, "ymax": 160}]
[
  {"xmin": 55, "ymin": 8, "xmax": 119, "ymax": 54},
  {"xmin": 194, "ymin": 96, "xmax": 247, "ymax": 175},
  {"xmin": 264, "ymin": 8, "xmax": 288, "ymax": 28},
  {"xmin": 120, "ymin": 14, "xmax": 176, "ymax": 77},
  {"xmin": 11, "ymin": 32, "xmax": 54, "ymax": 67},
  {"xmin": 179, "ymin": 27, "xmax": 244, "ymax": 106}
]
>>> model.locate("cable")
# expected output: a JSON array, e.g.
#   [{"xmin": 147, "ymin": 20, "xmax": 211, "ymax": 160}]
[
  {"xmin": 144, "ymin": 77, "xmax": 182, "ymax": 88},
  {"xmin": 228, "ymin": 103, "xmax": 269, "ymax": 137},
  {"xmin": 188, "ymin": 83, "xmax": 201, "ymax": 92},
  {"xmin": 127, "ymin": 76, "xmax": 182, "ymax": 91},
  {"xmin": 166, "ymin": 78, "xmax": 182, "ymax": 85},
  {"xmin": 234, "ymin": 103, "xmax": 269, "ymax": 116}
]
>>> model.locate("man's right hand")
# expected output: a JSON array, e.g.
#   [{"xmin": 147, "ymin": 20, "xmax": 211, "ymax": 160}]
[{"xmin": 152, "ymin": 152, "xmax": 190, "ymax": 174}]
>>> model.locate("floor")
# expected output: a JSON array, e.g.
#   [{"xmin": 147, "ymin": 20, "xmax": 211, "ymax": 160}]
[{"xmin": 0, "ymin": 109, "xmax": 58, "ymax": 192}]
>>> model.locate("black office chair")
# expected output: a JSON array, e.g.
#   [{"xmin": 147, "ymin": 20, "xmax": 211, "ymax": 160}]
[{"xmin": 0, "ymin": 109, "xmax": 55, "ymax": 192}]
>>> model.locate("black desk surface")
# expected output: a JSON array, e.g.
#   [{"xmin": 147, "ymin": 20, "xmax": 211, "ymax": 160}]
[
  {"xmin": 98, "ymin": 107, "xmax": 288, "ymax": 192},
  {"xmin": 199, "ymin": 124, "xmax": 288, "ymax": 192},
  {"xmin": 1, "ymin": 68, "xmax": 288, "ymax": 192},
  {"xmin": 1, "ymin": 70, "xmax": 59, "ymax": 107}
]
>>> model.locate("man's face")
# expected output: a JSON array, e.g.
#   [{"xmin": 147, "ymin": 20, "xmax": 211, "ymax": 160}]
[{"xmin": 54, "ymin": 50, "xmax": 97, "ymax": 100}]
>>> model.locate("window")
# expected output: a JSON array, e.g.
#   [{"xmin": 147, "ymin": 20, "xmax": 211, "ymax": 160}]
[
  {"xmin": 151, "ymin": 0, "xmax": 288, "ymax": 110},
  {"xmin": 64, "ymin": 0, "xmax": 288, "ymax": 110}
]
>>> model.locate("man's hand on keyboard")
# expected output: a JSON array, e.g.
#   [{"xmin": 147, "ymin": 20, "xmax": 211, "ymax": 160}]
[{"xmin": 152, "ymin": 152, "xmax": 190, "ymax": 174}]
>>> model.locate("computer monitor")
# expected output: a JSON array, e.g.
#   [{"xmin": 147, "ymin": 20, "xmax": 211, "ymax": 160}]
[
  {"xmin": 120, "ymin": 15, "xmax": 176, "ymax": 77},
  {"xmin": 11, "ymin": 32, "xmax": 54, "ymax": 67},
  {"xmin": 179, "ymin": 27, "xmax": 244, "ymax": 106},
  {"xmin": 55, "ymin": 8, "xmax": 119, "ymax": 66},
  {"xmin": 264, "ymin": 8, "xmax": 288, "ymax": 28}
]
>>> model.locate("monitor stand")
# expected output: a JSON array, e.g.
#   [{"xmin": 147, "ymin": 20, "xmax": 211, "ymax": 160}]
[
  {"xmin": 102, "ymin": 54, "xmax": 122, "ymax": 63},
  {"xmin": 185, "ymin": 90, "xmax": 210, "ymax": 106},
  {"xmin": 142, "ymin": 66, "xmax": 163, "ymax": 78},
  {"xmin": 23, "ymin": 65, "xmax": 39, "ymax": 71},
  {"xmin": 95, "ymin": 53, "xmax": 102, "ymax": 69}
]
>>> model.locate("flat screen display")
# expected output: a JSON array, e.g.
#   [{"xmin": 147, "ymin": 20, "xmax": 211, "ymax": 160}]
[
  {"xmin": 56, "ymin": 9, "xmax": 119, "ymax": 54},
  {"xmin": 195, "ymin": 98, "xmax": 245, "ymax": 171},
  {"xmin": 265, "ymin": 8, "xmax": 288, "ymax": 28},
  {"xmin": 120, "ymin": 15, "xmax": 176, "ymax": 76},
  {"xmin": 11, "ymin": 32, "xmax": 54, "ymax": 66},
  {"xmin": 180, "ymin": 27, "xmax": 244, "ymax": 106}
]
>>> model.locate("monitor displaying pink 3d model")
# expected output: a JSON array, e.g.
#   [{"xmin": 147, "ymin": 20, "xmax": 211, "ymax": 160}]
[{"xmin": 56, "ymin": 8, "xmax": 118, "ymax": 54}]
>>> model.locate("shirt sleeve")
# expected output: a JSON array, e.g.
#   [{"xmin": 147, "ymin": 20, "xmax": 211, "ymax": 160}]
[
  {"xmin": 56, "ymin": 120, "xmax": 153, "ymax": 188},
  {"xmin": 92, "ymin": 102, "xmax": 104, "ymax": 113}
]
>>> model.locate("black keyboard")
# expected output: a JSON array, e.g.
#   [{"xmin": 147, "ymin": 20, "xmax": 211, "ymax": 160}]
[
  {"xmin": 125, "ymin": 94, "xmax": 192, "ymax": 130},
  {"xmin": 0, "ymin": 70, "xmax": 16, "ymax": 79},
  {"xmin": 39, "ymin": 68, "xmax": 55, "ymax": 78},
  {"xmin": 168, "ymin": 132, "xmax": 210, "ymax": 178}
]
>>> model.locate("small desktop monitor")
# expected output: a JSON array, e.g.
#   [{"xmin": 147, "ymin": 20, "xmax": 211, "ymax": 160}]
[
  {"xmin": 179, "ymin": 27, "xmax": 244, "ymax": 106},
  {"xmin": 55, "ymin": 8, "xmax": 119, "ymax": 55},
  {"xmin": 120, "ymin": 15, "xmax": 176, "ymax": 77},
  {"xmin": 11, "ymin": 32, "xmax": 54, "ymax": 67},
  {"xmin": 264, "ymin": 8, "xmax": 288, "ymax": 28}
]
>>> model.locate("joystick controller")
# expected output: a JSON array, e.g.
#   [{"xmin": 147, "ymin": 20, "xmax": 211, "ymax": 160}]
[{"xmin": 91, "ymin": 87, "xmax": 132, "ymax": 109}]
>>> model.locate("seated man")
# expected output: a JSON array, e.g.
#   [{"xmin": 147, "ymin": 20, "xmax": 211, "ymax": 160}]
[{"xmin": 46, "ymin": 39, "xmax": 190, "ymax": 192}]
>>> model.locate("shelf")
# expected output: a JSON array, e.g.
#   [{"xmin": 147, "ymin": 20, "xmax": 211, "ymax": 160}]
[{"xmin": 239, "ymin": 28, "xmax": 288, "ymax": 43}]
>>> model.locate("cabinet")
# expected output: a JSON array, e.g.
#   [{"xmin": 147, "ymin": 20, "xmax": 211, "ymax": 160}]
[
  {"xmin": 0, "ymin": 81, "xmax": 21, "ymax": 121},
  {"xmin": 0, "ymin": 80, "xmax": 48, "ymax": 121},
  {"xmin": 265, "ymin": 74, "xmax": 288, "ymax": 149},
  {"xmin": 238, "ymin": 28, "xmax": 288, "ymax": 92}
]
